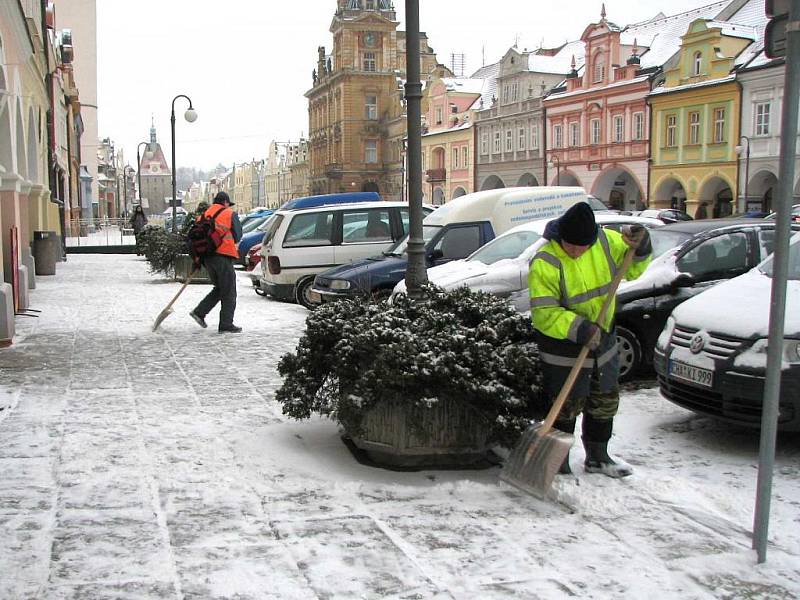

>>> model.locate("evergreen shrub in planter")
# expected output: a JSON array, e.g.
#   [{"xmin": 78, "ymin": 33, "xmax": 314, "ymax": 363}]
[
  {"xmin": 276, "ymin": 285, "xmax": 545, "ymax": 467},
  {"xmin": 141, "ymin": 203, "xmax": 209, "ymax": 280}
]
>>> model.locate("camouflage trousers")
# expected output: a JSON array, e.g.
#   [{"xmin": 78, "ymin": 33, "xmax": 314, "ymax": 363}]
[{"xmin": 541, "ymin": 329, "xmax": 620, "ymax": 425}]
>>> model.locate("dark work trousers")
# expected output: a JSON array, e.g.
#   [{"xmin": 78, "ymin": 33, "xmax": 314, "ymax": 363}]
[
  {"xmin": 540, "ymin": 329, "xmax": 621, "ymax": 444},
  {"xmin": 194, "ymin": 254, "xmax": 237, "ymax": 328}
]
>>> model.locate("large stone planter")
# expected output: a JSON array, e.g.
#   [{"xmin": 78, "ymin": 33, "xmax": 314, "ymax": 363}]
[
  {"xmin": 347, "ymin": 397, "xmax": 491, "ymax": 468},
  {"xmin": 173, "ymin": 254, "xmax": 209, "ymax": 283}
]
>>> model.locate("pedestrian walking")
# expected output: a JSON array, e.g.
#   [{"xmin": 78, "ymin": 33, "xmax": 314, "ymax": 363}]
[
  {"xmin": 528, "ymin": 202, "xmax": 652, "ymax": 477},
  {"xmin": 189, "ymin": 191, "xmax": 243, "ymax": 333},
  {"xmin": 130, "ymin": 205, "xmax": 148, "ymax": 254}
]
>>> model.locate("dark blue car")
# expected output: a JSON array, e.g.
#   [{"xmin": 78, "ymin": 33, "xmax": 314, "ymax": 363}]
[
  {"xmin": 237, "ymin": 211, "xmax": 275, "ymax": 266},
  {"xmin": 312, "ymin": 220, "xmax": 495, "ymax": 301}
]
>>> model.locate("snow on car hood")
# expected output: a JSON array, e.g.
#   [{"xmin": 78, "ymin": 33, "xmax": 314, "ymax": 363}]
[
  {"xmin": 618, "ymin": 249, "xmax": 680, "ymax": 294},
  {"xmin": 426, "ymin": 259, "xmax": 491, "ymax": 289},
  {"xmin": 672, "ymin": 268, "xmax": 800, "ymax": 338}
]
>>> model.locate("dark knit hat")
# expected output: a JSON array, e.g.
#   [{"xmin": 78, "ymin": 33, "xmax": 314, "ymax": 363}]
[
  {"xmin": 213, "ymin": 191, "xmax": 233, "ymax": 206},
  {"xmin": 558, "ymin": 202, "xmax": 597, "ymax": 246}
]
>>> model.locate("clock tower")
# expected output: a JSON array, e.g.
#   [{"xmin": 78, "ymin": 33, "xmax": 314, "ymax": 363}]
[
  {"xmin": 306, "ymin": 1, "xmax": 437, "ymax": 199},
  {"xmin": 138, "ymin": 118, "xmax": 172, "ymax": 215}
]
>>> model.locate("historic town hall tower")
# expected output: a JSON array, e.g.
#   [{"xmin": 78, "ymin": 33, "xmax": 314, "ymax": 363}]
[{"xmin": 306, "ymin": 0, "xmax": 437, "ymax": 199}]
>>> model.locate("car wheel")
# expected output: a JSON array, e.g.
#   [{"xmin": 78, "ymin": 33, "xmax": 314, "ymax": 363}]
[
  {"xmin": 370, "ymin": 288, "xmax": 392, "ymax": 302},
  {"xmin": 616, "ymin": 326, "xmax": 642, "ymax": 381},
  {"xmin": 294, "ymin": 277, "xmax": 319, "ymax": 310}
]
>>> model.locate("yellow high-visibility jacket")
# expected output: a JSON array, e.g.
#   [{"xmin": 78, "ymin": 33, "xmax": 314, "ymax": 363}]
[{"xmin": 529, "ymin": 228, "xmax": 651, "ymax": 343}]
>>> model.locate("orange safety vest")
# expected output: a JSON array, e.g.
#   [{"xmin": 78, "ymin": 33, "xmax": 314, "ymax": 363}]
[{"xmin": 204, "ymin": 204, "xmax": 238, "ymax": 258}]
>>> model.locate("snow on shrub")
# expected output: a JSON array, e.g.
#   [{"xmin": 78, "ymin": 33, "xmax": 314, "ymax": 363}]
[{"xmin": 276, "ymin": 285, "xmax": 546, "ymax": 446}]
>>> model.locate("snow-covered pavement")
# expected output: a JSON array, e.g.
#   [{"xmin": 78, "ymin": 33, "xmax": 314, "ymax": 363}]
[{"xmin": 0, "ymin": 254, "xmax": 798, "ymax": 599}]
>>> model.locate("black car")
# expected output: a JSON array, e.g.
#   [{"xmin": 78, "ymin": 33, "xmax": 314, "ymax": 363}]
[
  {"xmin": 637, "ymin": 208, "xmax": 694, "ymax": 224},
  {"xmin": 615, "ymin": 218, "xmax": 800, "ymax": 380}
]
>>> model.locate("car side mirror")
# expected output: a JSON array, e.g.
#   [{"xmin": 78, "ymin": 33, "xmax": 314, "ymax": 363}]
[
  {"xmin": 430, "ymin": 249, "xmax": 444, "ymax": 262},
  {"xmin": 671, "ymin": 273, "xmax": 695, "ymax": 290}
]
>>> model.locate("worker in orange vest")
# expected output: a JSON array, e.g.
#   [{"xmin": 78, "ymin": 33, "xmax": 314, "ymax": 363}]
[{"xmin": 190, "ymin": 191, "xmax": 243, "ymax": 333}]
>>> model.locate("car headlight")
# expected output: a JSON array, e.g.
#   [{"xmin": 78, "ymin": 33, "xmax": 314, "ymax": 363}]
[
  {"xmin": 744, "ymin": 339, "xmax": 800, "ymax": 364},
  {"xmin": 656, "ymin": 316, "xmax": 676, "ymax": 351},
  {"xmin": 329, "ymin": 280, "xmax": 351, "ymax": 290}
]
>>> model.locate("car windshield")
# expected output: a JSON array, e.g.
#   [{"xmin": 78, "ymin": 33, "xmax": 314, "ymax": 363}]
[
  {"xmin": 385, "ymin": 225, "xmax": 441, "ymax": 255},
  {"xmin": 586, "ymin": 196, "xmax": 609, "ymax": 211},
  {"xmin": 242, "ymin": 214, "xmax": 269, "ymax": 233},
  {"xmin": 759, "ymin": 235, "xmax": 800, "ymax": 280},
  {"xmin": 650, "ymin": 229, "xmax": 692, "ymax": 258},
  {"xmin": 256, "ymin": 214, "xmax": 276, "ymax": 232},
  {"xmin": 467, "ymin": 230, "xmax": 542, "ymax": 265}
]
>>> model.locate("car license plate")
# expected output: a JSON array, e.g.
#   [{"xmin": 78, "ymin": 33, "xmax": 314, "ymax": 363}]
[{"xmin": 669, "ymin": 360, "xmax": 713, "ymax": 388}]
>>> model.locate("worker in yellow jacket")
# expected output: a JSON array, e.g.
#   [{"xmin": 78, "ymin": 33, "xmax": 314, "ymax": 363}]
[{"xmin": 529, "ymin": 202, "xmax": 651, "ymax": 477}]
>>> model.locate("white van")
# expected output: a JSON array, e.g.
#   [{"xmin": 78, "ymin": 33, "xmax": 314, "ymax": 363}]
[{"xmin": 256, "ymin": 200, "xmax": 433, "ymax": 308}]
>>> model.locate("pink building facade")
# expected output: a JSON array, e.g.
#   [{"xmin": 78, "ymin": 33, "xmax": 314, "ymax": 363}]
[{"xmin": 544, "ymin": 2, "xmax": 732, "ymax": 210}]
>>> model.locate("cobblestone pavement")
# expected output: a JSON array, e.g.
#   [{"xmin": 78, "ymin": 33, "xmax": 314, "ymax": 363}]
[{"xmin": 0, "ymin": 255, "xmax": 798, "ymax": 599}]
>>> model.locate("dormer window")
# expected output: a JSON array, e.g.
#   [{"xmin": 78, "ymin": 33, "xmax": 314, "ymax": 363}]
[
  {"xmin": 693, "ymin": 52, "xmax": 702, "ymax": 76},
  {"xmin": 593, "ymin": 54, "xmax": 606, "ymax": 83}
]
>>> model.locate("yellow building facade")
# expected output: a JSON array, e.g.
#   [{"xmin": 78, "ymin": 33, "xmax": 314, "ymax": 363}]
[{"xmin": 648, "ymin": 19, "xmax": 754, "ymax": 218}]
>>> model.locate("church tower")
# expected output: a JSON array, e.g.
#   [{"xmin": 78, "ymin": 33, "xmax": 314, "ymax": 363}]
[
  {"xmin": 305, "ymin": 1, "xmax": 437, "ymax": 199},
  {"xmin": 138, "ymin": 118, "xmax": 171, "ymax": 215}
]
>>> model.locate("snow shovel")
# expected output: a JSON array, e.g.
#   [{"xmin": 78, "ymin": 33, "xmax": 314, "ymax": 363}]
[
  {"xmin": 499, "ymin": 246, "xmax": 636, "ymax": 499},
  {"xmin": 152, "ymin": 265, "xmax": 199, "ymax": 331}
]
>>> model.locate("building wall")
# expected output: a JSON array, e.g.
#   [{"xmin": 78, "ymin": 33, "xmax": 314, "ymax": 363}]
[
  {"xmin": 57, "ymin": 0, "xmax": 98, "ymax": 211},
  {"xmin": 737, "ymin": 61, "xmax": 800, "ymax": 212}
]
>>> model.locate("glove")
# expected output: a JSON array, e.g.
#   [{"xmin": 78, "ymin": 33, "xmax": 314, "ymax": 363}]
[
  {"xmin": 575, "ymin": 320, "xmax": 601, "ymax": 350},
  {"xmin": 621, "ymin": 224, "xmax": 651, "ymax": 256}
]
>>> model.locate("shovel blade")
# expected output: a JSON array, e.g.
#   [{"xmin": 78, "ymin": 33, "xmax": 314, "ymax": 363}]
[
  {"xmin": 152, "ymin": 307, "xmax": 174, "ymax": 331},
  {"xmin": 499, "ymin": 423, "xmax": 573, "ymax": 500}
]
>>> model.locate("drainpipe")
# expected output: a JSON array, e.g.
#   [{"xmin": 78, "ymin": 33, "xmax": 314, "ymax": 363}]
[
  {"xmin": 646, "ymin": 95, "xmax": 654, "ymax": 209},
  {"xmin": 542, "ymin": 103, "xmax": 548, "ymax": 185}
]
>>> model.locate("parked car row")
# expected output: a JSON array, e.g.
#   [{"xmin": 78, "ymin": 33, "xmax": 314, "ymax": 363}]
[{"xmin": 242, "ymin": 188, "xmax": 800, "ymax": 431}]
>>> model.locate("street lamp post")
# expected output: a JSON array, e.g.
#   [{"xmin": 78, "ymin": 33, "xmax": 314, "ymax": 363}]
[
  {"xmin": 548, "ymin": 154, "xmax": 561, "ymax": 186},
  {"xmin": 170, "ymin": 94, "xmax": 198, "ymax": 233},
  {"xmin": 735, "ymin": 135, "xmax": 751, "ymax": 213},
  {"xmin": 136, "ymin": 141, "xmax": 149, "ymax": 206}
]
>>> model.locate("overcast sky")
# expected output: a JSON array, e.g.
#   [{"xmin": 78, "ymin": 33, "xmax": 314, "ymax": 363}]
[{"xmin": 96, "ymin": 0, "xmax": 720, "ymax": 172}]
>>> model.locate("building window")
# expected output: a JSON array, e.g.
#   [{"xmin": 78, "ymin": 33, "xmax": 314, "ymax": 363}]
[
  {"xmin": 365, "ymin": 140, "xmax": 378, "ymax": 163},
  {"xmin": 553, "ymin": 124, "xmax": 563, "ymax": 149},
  {"xmin": 666, "ymin": 114, "xmax": 677, "ymax": 147},
  {"xmin": 363, "ymin": 52, "xmax": 377, "ymax": 72},
  {"xmin": 688, "ymin": 111, "xmax": 700, "ymax": 145},
  {"xmin": 503, "ymin": 85, "xmax": 509, "ymax": 103},
  {"xmin": 506, "ymin": 130, "xmax": 513, "ymax": 152},
  {"xmin": 435, "ymin": 106, "xmax": 443, "ymax": 125},
  {"xmin": 462, "ymin": 146, "xmax": 468, "ymax": 168},
  {"xmin": 365, "ymin": 95, "xmax": 377, "ymax": 120},
  {"xmin": 518, "ymin": 127, "xmax": 526, "ymax": 150},
  {"xmin": 755, "ymin": 102, "xmax": 771, "ymax": 136},
  {"xmin": 569, "ymin": 122, "xmax": 579, "ymax": 147},
  {"xmin": 693, "ymin": 52, "xmax": 702, "ymax": 76},
  {"xmin": 481, "ymin": 131, "xmax": 489, "ymax": 155},
  {"xmin": 633, "ymin": 112, "xmax": 644, "ymax": 140},
  {"xmin": 452, "ymin": 149, "xmax": 458, "ymax": 169},
  {"xmin": 713, "ymin": 107, "xmax": 726, "ymax": 143},
  {"xmin": 613, "ymin": 115, "xmax": 624, "ymax": 143},
  {"xmin": 590, "ymin": 118, "xmax": 601, "ymax": 145},
  {"xmin": 531, "ymin": 125, "xmax": 539, "ymax": 149},
  {"xmin": 511, "ymin": 82, "xmax": 519, "ymax": 101},
  {"xmin": 493, "ymin": 130, "xmax": 501, "ymax": 153},
  {"xmin": 593, "ymin": 56, "xmax": 605, "ymax": 83}
]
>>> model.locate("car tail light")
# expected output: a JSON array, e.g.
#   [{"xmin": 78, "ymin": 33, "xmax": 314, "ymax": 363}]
[{"xmin": 267, "ymin": 255, "xmax": 281, "ymax": 275}]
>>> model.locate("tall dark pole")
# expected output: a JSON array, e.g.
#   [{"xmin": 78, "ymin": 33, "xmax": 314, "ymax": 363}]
[
  {"xmin": 403, "ymin": 0, "xmax": 428, "ymax": 297},
  {"xmin": 753, "ymin": 0, "xmax": 800, "ymax": 563},
  {"xmin": 136, "ymin": 141, "xmax": 148, "ymax": 206},
  {"xmin": 170, "ymin": 94, "xmax": 197, "ymax": 233}
]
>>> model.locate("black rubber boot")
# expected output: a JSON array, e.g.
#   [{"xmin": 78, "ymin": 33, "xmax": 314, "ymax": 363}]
[
  {"xmin": 555, "ymin": 419, "xmax": 575, "ymax": 475},
  {"xmin": 582, "ymin": 416, "xmax": 632, "ymax": 478}
]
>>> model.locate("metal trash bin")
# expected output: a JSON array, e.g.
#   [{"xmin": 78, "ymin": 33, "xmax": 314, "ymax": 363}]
[{"xmin": 32, "ymin": 231, "xmax": 58, "ymax": 276}]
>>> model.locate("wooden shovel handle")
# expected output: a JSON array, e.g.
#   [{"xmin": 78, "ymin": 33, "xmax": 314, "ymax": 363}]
[
  {"xmin": 163, "ymin": 266, "xmax": 197, "ymax": 313},
  {"xmin": 539, "ymin": 247, "xmax": 637, "ymax": 435}
]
